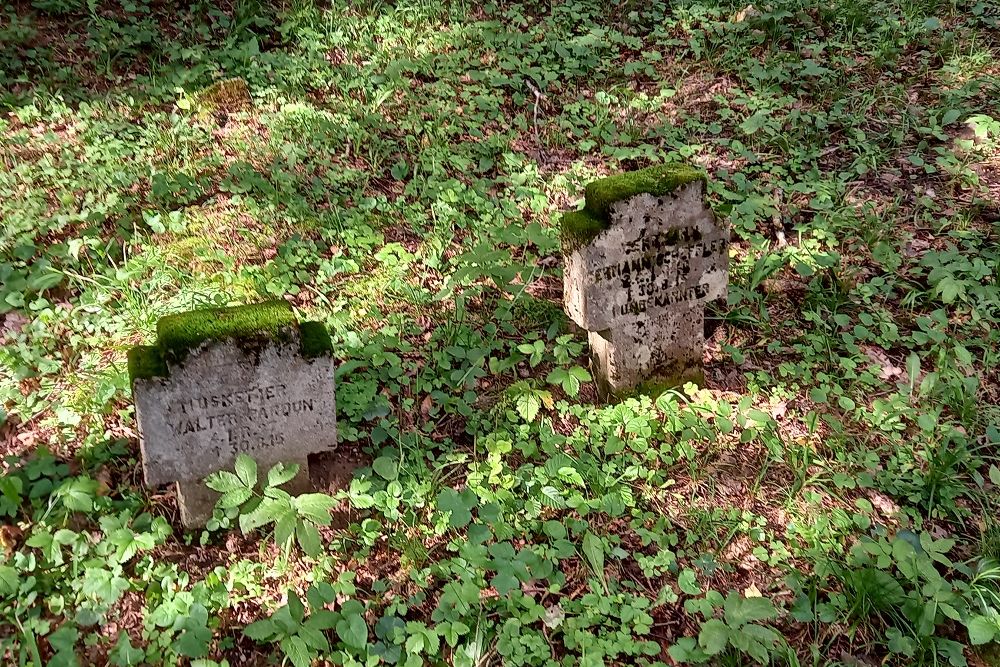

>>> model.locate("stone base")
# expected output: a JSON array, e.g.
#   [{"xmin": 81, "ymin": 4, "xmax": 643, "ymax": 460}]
[
  {"xmin": 589, "ymin": 309, "xmax": 704, "ymax": 398},
  {"xmin": 176, "ymin": 456, "xmax": 312, "ymax": 528},
  {"xmin": 591, "ymin": 355, "xmax": 704, "ymax": 399},
  {"xmin": 633, "ymin": 366, "xmax": 704, "ymax": 399}
]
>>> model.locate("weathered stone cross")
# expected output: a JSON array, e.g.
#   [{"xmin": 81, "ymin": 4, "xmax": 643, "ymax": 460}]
[
  {"xmin": 561, "ymin": 164, "xmax": 729, "ymax": 396},
  {"xmin": 128, "ymin": 300, "xmax": 337, "ymax": 526}
]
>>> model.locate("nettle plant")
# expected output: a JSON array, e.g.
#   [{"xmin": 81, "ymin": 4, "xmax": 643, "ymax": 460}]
[
  {"xmin": 783, "ymin": 530, "xmax": 1000, "ymax": 667},
  {"xmin": 669, "ymin": 591, "xmax": 784, "ymax": 664},
  {"xmin": 243, "ymin": 578, "xmax": 371, "ymax": 667},
  {"xmin": 0, "ymin": 448, "xmax": 175, "ymax": 666},
  {"xmin": 203, "ymin": 455, "xmax": 336, "ymax": 558},
  {"xmin": 505, "ymin": 334, "xmax": 593, "ymax": 422}
]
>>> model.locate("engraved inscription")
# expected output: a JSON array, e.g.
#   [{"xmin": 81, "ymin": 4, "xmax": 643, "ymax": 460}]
[
  {"xmin": 591, "ymin": 227, "xmax": 726, "ymax": 288},
  {"xmin": 614, "ymin": 282, "xmax": 711, "ymax": 316},
  {"xmin": 586, "ymin": 224, "xmax": 728, "ymax": 320},
  {"xmin": 165, "ymin": 381, "xmax": 317, "ymax": 456},
  {"xmin": 134, "ymin": 329, "xmax": 337, "ymax": 491}
]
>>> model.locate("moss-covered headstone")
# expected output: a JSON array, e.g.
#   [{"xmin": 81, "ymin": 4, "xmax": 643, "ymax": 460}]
[
  {"xmin": 127, "ymin": 300, "xmax": 337, "ymax": 527},
  {"xmin": 561, "ymin": 164, "xmax": 729, "ymax": 396}
]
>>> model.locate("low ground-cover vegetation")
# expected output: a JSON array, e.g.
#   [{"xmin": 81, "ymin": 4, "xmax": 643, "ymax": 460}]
[{"xmin": 1, "ymin": 0, "xmax": 999, "ymax": 664}]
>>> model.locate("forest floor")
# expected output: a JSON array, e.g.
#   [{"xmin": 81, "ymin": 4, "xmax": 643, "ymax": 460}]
[{"xmin": 2, "ymin": 0, "xmax": 1000, "ymax": 665}]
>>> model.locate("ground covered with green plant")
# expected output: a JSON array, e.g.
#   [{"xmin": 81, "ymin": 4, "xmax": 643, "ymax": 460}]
[{"xmin": 2, "ymin": 0, "xmax": 999, "ymax": 665}]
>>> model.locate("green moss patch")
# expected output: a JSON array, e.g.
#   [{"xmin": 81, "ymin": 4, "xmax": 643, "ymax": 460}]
[
  {"xmin": 634, "ymin": 368, "xmax": 705, "ymax": 399},
  {"xmin": 156, "ymin": 300, "xmax": 298, "ymax": 360},
  {"xmin": 127, "ymin": 345, "xmax": 167, "ymax": 385},
  {"xmin": 137, "ymin": 301, "xmax": 334, "ymax": 368},
  {"xmin": 193, "ymin": 77, "xmax": 252, "ymax": 113},
  {"xmin": 560, "ymin": 164, "xmax": 706, "ymax": 251},
  {"xmin": 584, "ymin": 163, "xmax": 705, "ymax": 220},
  {"xmin": 560, "ymin": 210, "xmax": 607, "ymax": 251},
  {"xmin": 299, "ymin": 321, "xmax": 335, "ymax": 359}
]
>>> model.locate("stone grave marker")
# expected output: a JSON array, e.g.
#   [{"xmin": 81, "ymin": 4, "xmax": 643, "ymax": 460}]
[
  {"xmin": 560, "ymin": 164, "xmax": 729, "ymax": 395},
  {"xmin": 127, "ymin": 300, "xmax": 337, "ymax": 527}
]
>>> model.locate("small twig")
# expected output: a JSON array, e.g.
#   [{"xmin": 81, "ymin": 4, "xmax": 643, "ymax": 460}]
[
  {"xmin": 773, "ymin": 187, "xmax": 787, "ymax": 248},
  {"xmin": 525, "ymin": 80, "xmax": 547, "ymax": 164}
]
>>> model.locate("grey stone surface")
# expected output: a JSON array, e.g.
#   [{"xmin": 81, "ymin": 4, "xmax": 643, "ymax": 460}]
[
  {"xmin": 133, "ymin": 328, "xmax": 337, "ymax": 526},
  {"xmin": 563, "ymin": 181, "xmax": 728, "ymax": 393}
]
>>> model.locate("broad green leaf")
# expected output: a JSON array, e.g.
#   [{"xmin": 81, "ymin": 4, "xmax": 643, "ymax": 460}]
[
  {"xmin": 941, "ymin": 109, "xmax": 962, "ymax": 125},
  {"xmin": 967, "ymin": 615, "xmax": 997, "ymax": 645},
  {"xmin": 887, "ymin": 626, "xmax": 915, "ymax": 655},
  {"xmin": 699, "ymin": 619, "xmax": 730, "ymax": 655},
  {"xmin": 47, "ymin": 624, "xmax": 78, "ymax": 653},
  {"xmin": 218, "ymin": 487, "xmax": 253, "ymax": 509},
  {"xmin": 307, "ymin": 609, "xmax": 340, "ymax": 631},
  {"xmin": 58, "ymin": 478, "xmax": 97, "ymax": 512},
  {"xmin": 437, "ymin": 488, "xmax": 476, "ymax": 528},
  {"xmin": 740, "ymin": 111, "xmax": 769, "ymax": 135},
  {"xmin": 174, "ymin": 625, "xmax": 210, "ymax": 658},
  {"xmin": 372, "ymin": 456, "xmax": 398, "ymax": 481},
  {"xmin": 264, "ymin": 485, "xmax": 293, "ymax": 501},
  {"xmin": 581, "ymin": 532, "xmax": 604, "ymax": 578},
  {"xmin": 0, "ymin": 565, "xmax": 18, "ymax": 596},
  {"xmin": 298, "ymin": 625, "xmax": 330, "ymax": 652},
  {"xmin": 243, "ymin": 619, "xmax": 276, "ymax": 642},
  {"xmin": 793, "ymin": 261, "xmax": 815, "ymax": 277},
  {"xmin": 296, "ymin": 522, "xmax": 322, "ymax": 558},
  {"xmin": 405, "ymin": 633, "xmax": 424, "ymax": 654},
  {"xmin": 543, "ymin": 520, "xmax": 566, "ymax": 539},
  {"xmin": 270, "ymin": 605, "xmax": 298, "ymax": 635},
  {"xmin": 441, "ymin": 620, "xmax": 470, "ymax": 647},
  {"xmin": 937, "ymin": 276, "xmax": 962, "ymax": 303},
  {"xmin": 668, "ymin": 637, "xmax": 699, "ymax": 662},
  {"xmin": 280, "ymin": 635, "xmax": 312, "ymax": 667},
  {"xmin": 557, "ymin": 466, "xmax": 585, "ymax": 487},
  {"xmin": 27, "ymin": 269, "xmax": 62, "ymax": 291},
  {"xmin": 274, "ymin": 510, "xmax": 298, "ymax": 548},
  {"xmin": 490, "ymin": 571, "xmax": 518, "ymax": 595},
  {"xmin": 800, "ymin": 59, "xmax": 830, "ymax": 76},
  {"xmin": 539, "ymin": 486, "xmax": 564, "ymax": 508},
  {"xmin": 515, "ymin": 391, "xmax": 541, "ymax": 422},
  {"xmin": 267, "ymin": 462, "xmax": 300, "ymax": 489},
  {"xmin": 934, "ymin": 638, "xmax": 966, "ymax": 666},
  {"xmin": 235, "ymin": 454, "xmax": 258, "ymax": 488},
  {"xmin": 678, "ymin": 568, "xmax": 701, "ymax": 596},
  {"xmin": 742, "ymin": 623, "xmax": 781, "ymax": 645},
  {"xmin": 724, "ymin": 594, "xmax": 776, "ymax": 625},
  {"xmin": 288, "ymin": 592, "xmax": 306, "ymax": 623},
  {"xmin": 205, "ymin": 470, "xmax": 244, "ymax": 494},
  {"xmin": 294, "ymin": 493, "xmax": 336, "ymax": 525},
  {"xmin": 809, "ymin": 387, "xmax": 828, "ymax": 403},
  {"xmin": 467, "ymin": 522, "xmax": 491, "ymax": 544},
  {"xmin": 109, "ymin": 634, "xmax": 144, "ymax": 666},
  {"xmin": 307, "ymin": 583, "xmax": 337, "ymax": 611},
  {"xmin": 81, "ymin": 568, "xmax": 129, "ymax": 605},
  {"xmin": 337, "ymin": 612, "xmax": 369, "ymax": 649},
  {"xmin": 239, "ymin": 497, "xmax": 285, "ymax": 533}
]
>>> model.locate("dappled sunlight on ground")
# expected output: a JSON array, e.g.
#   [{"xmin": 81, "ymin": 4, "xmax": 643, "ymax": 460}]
[{"xmin": 2, "ymin": 0, "xmax": 999, "ymax": 664}]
